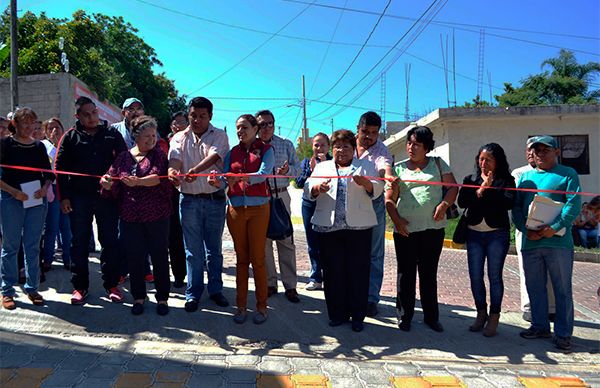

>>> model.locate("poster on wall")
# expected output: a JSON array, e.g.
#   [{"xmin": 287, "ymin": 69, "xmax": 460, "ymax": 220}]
[{"xmin": 73, "ymin": 81, "xmax": 122, "ymax": 125}]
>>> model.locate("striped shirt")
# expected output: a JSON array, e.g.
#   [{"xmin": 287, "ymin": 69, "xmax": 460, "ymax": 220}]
[{"xmin": 263, "ymin": 134, "xmax": 301, "ymax": 190}]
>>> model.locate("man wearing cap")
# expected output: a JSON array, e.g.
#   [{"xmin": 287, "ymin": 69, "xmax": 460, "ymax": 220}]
[
  {"xmin": 168, "ymin": 97, "xmax": 230, "ymax": 312},
  {"xmin": 512, "ymin": 137, "xmax": 555, "ymax": 323},
  {"xmin": 512, "ymin": 135, "xmax": 581, "ymax": 351},
  {"xmin": 111, "ymin": 98, "xmax": 145, "ymax": 149}
]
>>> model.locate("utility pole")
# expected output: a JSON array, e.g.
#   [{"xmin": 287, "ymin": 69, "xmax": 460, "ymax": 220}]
[
  {"xmin": 10, "ymin": 0, "xmax": 19, "ymax": 111},
  {"xmin": 302, "ymin": 75, "xmax": 308, "ymax": 143}
]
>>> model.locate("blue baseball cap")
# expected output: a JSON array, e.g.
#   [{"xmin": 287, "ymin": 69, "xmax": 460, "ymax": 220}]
[
  {"xmin": 530, "ymin": 135, "xmax": 558, "ymax": 149},
  {"xmin": 122, "ymin": 97, "xmax": 144, "ymax": 109}
]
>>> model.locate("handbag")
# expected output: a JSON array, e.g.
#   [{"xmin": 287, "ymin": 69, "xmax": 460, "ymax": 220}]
[
  {"xmin": 266, "ymin": 174, "xmax": 293, "ymax": 240},
  {"xmin": 452, "ymin": 210, "xmax": 468, "ymax": 245},
  {"xmin": 434, "ymin": 157, "xmax": 459, "ymax": 219}
]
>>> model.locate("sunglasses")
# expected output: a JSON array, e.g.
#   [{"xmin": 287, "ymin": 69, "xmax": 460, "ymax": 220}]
[{"xmin": 258, "ymin": 121, "xmax": 275, "ymax": 129}]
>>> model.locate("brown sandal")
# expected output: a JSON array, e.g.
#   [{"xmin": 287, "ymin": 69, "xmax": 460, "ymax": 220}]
[
  {"xmin": 2, "ymin": 296, "xmax": 16, "ymax": 310},
  {"xmin": 27, "ymin": 293, "xmax": 44, "ymax": 306}
]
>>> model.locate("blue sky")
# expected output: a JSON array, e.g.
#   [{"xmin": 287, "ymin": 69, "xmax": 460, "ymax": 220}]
[{"xmin": 8, "ymin": 0, "xmax": 600, "ymax": 144}]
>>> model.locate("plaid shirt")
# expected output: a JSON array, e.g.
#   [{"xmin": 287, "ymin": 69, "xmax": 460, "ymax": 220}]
[{"xmin": 264, "ymin": 134, "xmax": 301, "ymax": 190}]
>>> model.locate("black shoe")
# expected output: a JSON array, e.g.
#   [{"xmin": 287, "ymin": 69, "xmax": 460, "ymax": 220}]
[
  {"xmin": 131, "ymin": 303, "xmax": 144, "ymax": 315},
  {"xmin": 520, "ymin": 327, "xmax": 552, "ymax": 339},
  {"xmin": 42, "ymin": 263, "xmax": 52, "ymax": 272},
  {"xmin": 548, "ymin": 313, "xmax": 556, "ymax": 322},
  {"xmin": 173, "ymin": 279, "xmax": 185, "ymax": 288},
  {"xmin": 399, "ymin": 320, "xmax": 411, "ymax": 332},
  {"xmin": 157, "ymin": 303, "xmax": 169, "ymax": 316},
  {"xmin": 267, "ymin": 286, "xmax": 278, "ymax": 297},
  {"xmin": 329, "ymin": 320, "xmax": 345, "ymax": 327},
  {"xmin": 351, "ymin": 321, "xmax": 364, "ymax": 332},
  {"xmin": 184, "ymin": 299, "xmax": 199, "ymax": 313},
  {"xmin": 426, "ymin": 321, "xmax": 444, "ymax": 332},
  {"xmin": 553, "ymin": 335, "xmax": 572, "ymax": 351},
  {"xmin": 209, "ymin": 293, "xmax": 229, "ymax": 307},
  {"xmin": 522, "ymin": 312, "xmax": 532, "ymax": 322},
  {"xmin": 285, "ymin": 289, "xmax": 300, "ymax": 303},
  {"xmin": 366, "ymin": 302, "xmax": 378, "ymax": 317}
]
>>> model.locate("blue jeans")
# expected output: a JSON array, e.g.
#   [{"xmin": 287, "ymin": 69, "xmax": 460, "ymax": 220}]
[
  {"xmin": 1, "ymin": 194, "xmax": 47, "ymax": 296},
  {"xmin": 466, "ymin": 228, "xmax": 509, "ymax": 314},
  {"xmin": 522, "ymin": 247, "xmax": 574, "ymax": 338},
  {"xmin": 301, "ymin": 199, "xmax": 322, "ymax": 283},
  {"xmin": 368, "ymin": 195, "xmax": 386, "ymax": 304},
  {"xmin": 43, "ymin": 187, "xmax": 72, "ymax": 265},
  {"xmin": 577, "ymin": 227, "xmax": 598, "ymax": 248},
  {"xmin": 180, "ymin": 194, "xmax": 226, "ymax": 301}
]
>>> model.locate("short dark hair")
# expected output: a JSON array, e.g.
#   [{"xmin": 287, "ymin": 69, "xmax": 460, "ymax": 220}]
[
  {"xmin": 131, "ymin": 115, "xmax": 157, "ymax": 140},
  {"xmin": 75, "ymin": 96, "xmax": 95, "ymax": 113},
  {"xmin": 237, "ymin": 114, "xmax": 258, "ymax": 127},
  {"xmin": 358, "ymin": 111, "xmax": 382, "ymax": 128},
  {"xmin": 171, "ymin": 111, "xmax": 187, "ymax": 122},
  {"xmin": 188, "ymin": 97, "xmax": 213, "ymax": 115},
  {"xmin": 331, "ymin": 129, "xmax": 356, "ymax": 149},
  {"xmin": 313, "ymin": 132, "xmax": 330, "ymax": 145},
  {"xmin": 474, "ymin": 143, "xmax": 511, "ymax": 180},
  {"xmin": 406, "ymin": 126, "xmax": 435, "ymax": 152},
  {"xmin": 255, "ymin": 109, "xmax": 275, "ymax": 122}
]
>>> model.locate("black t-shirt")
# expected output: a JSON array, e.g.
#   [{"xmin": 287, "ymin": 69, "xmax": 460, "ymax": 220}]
[{"xmin": 0, "ymin": 137, "xmax": 54, "ymax": 191}]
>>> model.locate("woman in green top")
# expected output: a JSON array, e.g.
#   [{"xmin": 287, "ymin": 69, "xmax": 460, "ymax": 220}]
[{"xmin": 385, "ymin": 126, "xmax": 458, "ymax": 333}]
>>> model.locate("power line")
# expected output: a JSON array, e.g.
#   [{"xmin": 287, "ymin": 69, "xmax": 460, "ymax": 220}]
[
  {"xmin": 316, "ymin": 0, "xmax": 392, "ymax": 100},
  {"xmin": 206, "ymin": 96, "xmax": 297, "ymax": 101},
  {"xmin": 281, "ymin": 0, "xmax": 600, "ymax": 41},
  {"xmin": 185, "ymin": 0, "xmax": 316, "ymax": 94}
]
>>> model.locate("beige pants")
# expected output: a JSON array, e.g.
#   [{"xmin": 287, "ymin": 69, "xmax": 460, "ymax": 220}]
[
  {"xmin": 516, "ymin": 229, "xmax": 556, "ymax": 313},
  {"xmin": 265, "ymin": 190, "xmax": 297, "ymax": 290}
]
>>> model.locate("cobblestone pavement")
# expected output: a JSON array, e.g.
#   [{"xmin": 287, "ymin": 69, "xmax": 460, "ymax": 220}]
[{"xmin": 1, "ymin": 221, "xmax": 599, "ymax": 387}]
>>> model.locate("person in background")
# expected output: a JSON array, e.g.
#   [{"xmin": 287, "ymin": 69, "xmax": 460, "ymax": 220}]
[
  {"xmin": 0, "ymin": 107, "xmax": 54, "ymax": 310},
  {"xmin": 41, "ymin": 118, "xmax": 72, "ymax": 271},
  {"xmin": 55, "ymin": 97, "xmax": 127, "ymax": 305},
  {"xmin": 308, "ymin": 129, "xmax": 383, "ymax": 332},
  {"xmin": 295, "ymin": 132, "xmax": 331, "ymax": 291},
  {"xmin": 385, "ymin": 126, "xmax": 458, "ymax": 333},
  {"xmin": 512, "ymin": 138, "xmax": 555, "ymax": 323},
  {"xmin": 111, "ymin": 97, "xmax": 145, "ymax": 149},
  {"xmin": 457, "ymin": 143, "xmax": 515, "ymax": 337},
  {"xmin": 355, "ymin": 111, "xmax": 394, "ymax": 317},
  {"xmin": 101, "ymin": 115, "xmax": 172, "ymax": 316},
  {"xmin": 169, "ymin": 111, "xmax": 188, "ymax": 140},
  {"xmin": 0, "ymin": 116, "xmax": 11, "ymax": 139},
  {"xmin": 513, "ymin": 135, "xmax": 581, "ymax": 351},
  {"xmin": 32, "ymin": 119, "xmax": 44, "ymax": 141},
  {"xmin": 256, "ymin": 110, "xmax": 301, "ymax": 303},
  {"xmin": 573, "ymin": 196, "xmax": 600, "ymax": 248},
  {"xmin": 210, "ymin": 114, "xmax": 274, "ymax": 324}
]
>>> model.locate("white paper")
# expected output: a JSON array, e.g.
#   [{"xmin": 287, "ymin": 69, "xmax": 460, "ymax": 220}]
[
  {"xmin": 526, "ymin": 195, "xmax": 566, "ymax": 236},
  {"xmin": 20, "ymin": 181, "xmax": 44, "ymax": 209}
]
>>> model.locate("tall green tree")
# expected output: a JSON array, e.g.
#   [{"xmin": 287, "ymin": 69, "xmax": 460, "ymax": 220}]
[
  {"xmin": 496, "ymin": 49, "xmax": 600, "ymax": 106},
  {"xmin": 0, "ymin": 10, "xmax": 186, "ymax": 131}
]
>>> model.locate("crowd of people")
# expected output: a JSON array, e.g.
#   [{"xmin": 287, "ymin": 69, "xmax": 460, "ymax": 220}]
[{"xmin": 0, "ymin": 96, "xmax": 594, "ymax": 351}]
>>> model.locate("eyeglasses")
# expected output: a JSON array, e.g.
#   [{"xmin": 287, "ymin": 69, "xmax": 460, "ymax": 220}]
[
  {"xmin": 258, "ymin": 121, "xmax": 275, "ymax": 129},
  {"xmin": 126, "ymin": 106, "xmax": 144, "ymax": 113}
]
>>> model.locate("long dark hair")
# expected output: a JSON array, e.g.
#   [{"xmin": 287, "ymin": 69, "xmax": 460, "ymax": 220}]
[{"xmin": 474, "ymin": 143, "xmax": 511, "ymax": 180}]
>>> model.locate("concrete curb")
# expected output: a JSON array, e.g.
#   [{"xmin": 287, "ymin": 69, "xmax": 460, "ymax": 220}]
[{"xmin": 383, "ymin": 231, "xmax": 599, "ymax": 264}]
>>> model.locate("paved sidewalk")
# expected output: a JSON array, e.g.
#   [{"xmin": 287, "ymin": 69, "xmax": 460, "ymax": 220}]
[{"xmin": 1, "ymin": 223, "xmax": 599, "ymax": 387}]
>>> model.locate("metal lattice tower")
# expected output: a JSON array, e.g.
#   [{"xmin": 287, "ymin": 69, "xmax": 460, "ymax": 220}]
[
  {"xmin": 404, "ymin": 63, "xmax": 411, "ymax": 121},
  {"xmin": 476, "ymin": 29, "xmax": 485, "ymax": 100},
  {"xmin": 380, "ymin": 72, "xmax": 386, "ymax": 136}
]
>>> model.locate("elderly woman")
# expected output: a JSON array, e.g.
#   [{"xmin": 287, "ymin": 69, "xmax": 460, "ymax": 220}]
[
  {"xmin": 457, "ymin": 143, "xmax": 515, "ymax": 337},
  {"xmin": 41, "ymin": 118, "xmax": 72, "ymax": 271},
  {"xmin": 101, "ymin": 115, "xmax": 172, "ymax": 316},
  {"xmin": 0, "ymin": 107, "xmax": 54, "ymax": 310},
  {"xmin": 385, "ymin": 126, "xmax": 457, "ymax": 332},
  {"xmin": 209, "ymin": 114, "xmax": 274, "ymax": 325},
  {"xmin": 308, "ymin": 129, "xmax": 383, "ymax": 332},
  {"xmin": 295, "ymin": 132, "xmax": 332, "ymax": 291}
]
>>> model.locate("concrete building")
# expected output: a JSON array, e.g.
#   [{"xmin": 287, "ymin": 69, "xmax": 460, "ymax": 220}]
[
  {"xmin": 384, "ymin": 105, "xmax": 600, "ymax": 195},
  {"xmin": 0, "ymin": 73, "xmax": 121, "ymax": 127}
]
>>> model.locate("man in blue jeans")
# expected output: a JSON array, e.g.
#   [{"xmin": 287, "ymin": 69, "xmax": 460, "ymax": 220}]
[
  {"xmin": 512, "ymin": 135, "xmax": 581, "ymax": 351},
  {"xmin": 355, "ymin": 112, "xmax": 394, "ymax": 317},
  {"xmin": 167, "ymin": 97, "xmax": 230, "ymax": 312}
]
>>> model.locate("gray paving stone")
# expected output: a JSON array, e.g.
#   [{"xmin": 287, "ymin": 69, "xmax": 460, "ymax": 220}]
[
  {"xmin": 74, "ymin": 378, "xmax": 115, "ymax": 388},
  {"xmin": 356, "ymin": 365, "xmax": 391, "ymax": 384},
  {"xmin": 321, "ymin": 359, "xmax": 355, "ymax": 377},
  {"xmin": 126, "ymin": 356, "xmax": 163, "ymax": 372},
  {"xmin": 291, "ymin": 367, "xmax": 322, "ymax": 375},
  {"xmin": 191, "ymin": 358, "xmax": 228, "ymax": 374},
  {"xmin": 462, "ymin": 376, "xmax": 495, "ymax": 387},
  {"xmin": 164, "ymin": 352, "xmax": 197, "ymax": 365},
  {"xmin": 85, "ymin": 363, "xmax": 124, "ymax": 379},
  {"xmin": 330, "ymin": 376, "xmax": 365, "ymax": 388},
  {"xmin": 0, "ymin": 353, "xmax": 32, "ymax": 367},
  {"xmin": 514, "ymin": 369, "xmax": 547, "ymax": 377},
  {"xmin": 446, "ymin": 365, "xmax": 483, "ymax": 378},
  {"xmin": 0, "ymin": 343, "xmax": 14, "ymax": 355},
  {"xmin": 224, "ymin": 367, "xmax": 257, "ymax": 383},
  {"xmin": 95, "ymin": 351, "xmax": 134, "ymax": 365},
  {"xmin": 40, "ymin": 370, "xmax": 83, "ymax": 387},
  {"xmin": 32, "ymin": 349, "xmax": 72, "ymax": 365},
  {"xmin": 481, "ymin": 371, "xmax": 522, "ymax": 387},
  {"xmin": 226, "ymin": 354, "xmax": 260, "ymax": 366},
  {"xmin": 187, "ymin": 373, "xmax": 226, "ymax": 387},
  {"xmin": 383, "ymin": 362, "xmax": 419, "ymax": 377},
  {"xmin": 258, "ymin": 360, "xmax": 293, "ymax": 374},
  {"xmin": 60, "ymin": 353, "xmax": 99, "ymax": 371},
  {"xmin": 289, "ymin": 357, "xmax": 321, "ymax": 369}
]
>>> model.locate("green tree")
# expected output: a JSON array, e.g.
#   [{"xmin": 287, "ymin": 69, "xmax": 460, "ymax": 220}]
[
  {"xmin": 0, "ymin": 10, "xmax": 186, "ymax": 131},
  {"xmin": 496, "ymin": 50, "xmax": 600, "ymax": 106},
  {"xmin": 296, "ymin": 139, "xmax": 313, "ymax": 161}
]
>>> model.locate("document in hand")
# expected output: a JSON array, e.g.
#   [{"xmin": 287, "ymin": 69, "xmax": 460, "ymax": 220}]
[
  {"xmin": 526, "ymin": 195, "xmax": 566, "ymax": 236},
  {"xmin": 21, "ymin": 181, "xmax": 44, "ymax": 209}
]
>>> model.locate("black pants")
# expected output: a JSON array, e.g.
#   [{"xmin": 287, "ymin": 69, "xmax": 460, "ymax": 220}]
[
  {"xmin": 393, "ymin": 228, "xmax": 444, "ymax": 324},
  {"xmin": 168, "ymin": 190, "xmax": 186, "ymax": 282},
  {"xmin": 122, "ymin": 218, "xmax": 171, "ymax": 301},
  {"xmin": 318, "ymin": 228, "xmax": 372, "ymax": 323},
  {"xmin": 69, "ymin": 193, "xmax": 120, "ymax": 291}
]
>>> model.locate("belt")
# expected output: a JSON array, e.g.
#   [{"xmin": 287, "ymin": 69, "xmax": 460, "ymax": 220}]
[
  {"xmin": 182, "ymin": 191, "xmax": 225, "ymax": 200},
  {"xmin": 272, "ymin": 187, "xmax": 288, "ymax": 194}
]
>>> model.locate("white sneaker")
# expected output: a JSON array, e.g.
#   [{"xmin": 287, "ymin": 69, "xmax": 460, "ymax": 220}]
[{"xmin": 305, "ymin": 281, "xmax": 323, "ymax": 291}]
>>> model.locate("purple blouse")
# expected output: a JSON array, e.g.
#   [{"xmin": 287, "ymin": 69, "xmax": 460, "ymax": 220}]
[{"xmin": 104, "ymin": 148, "xmax": 172, "ymax": 223}]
